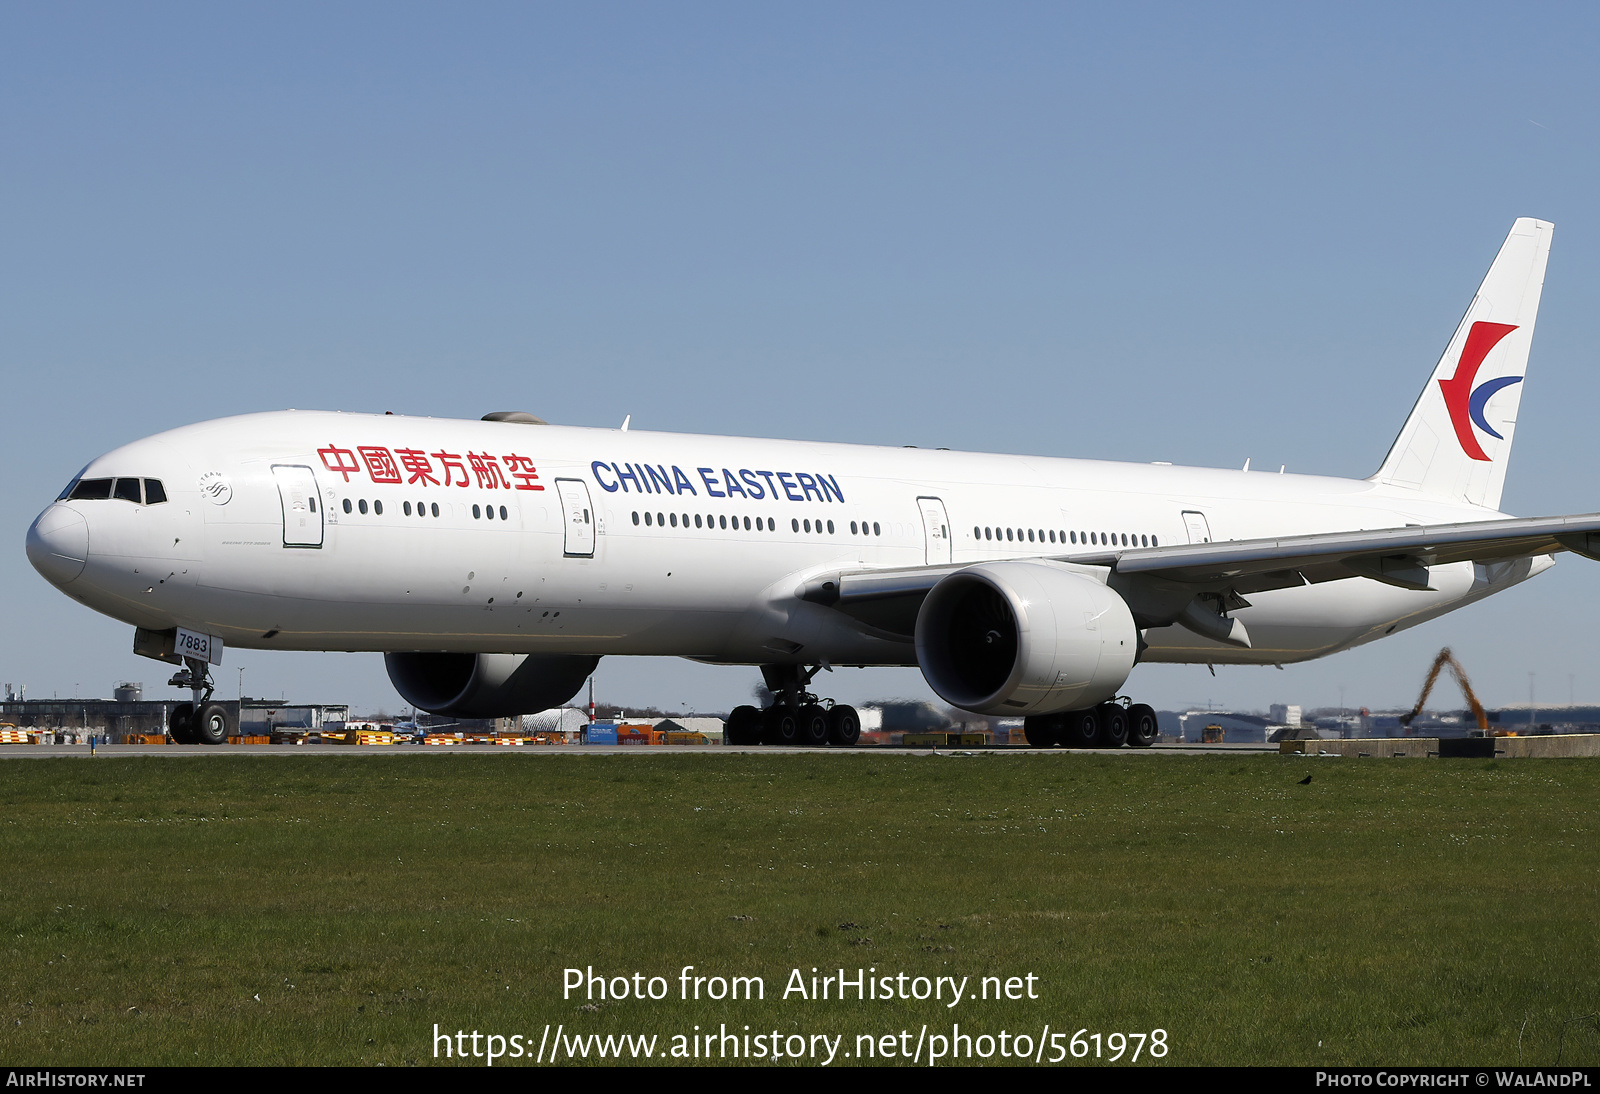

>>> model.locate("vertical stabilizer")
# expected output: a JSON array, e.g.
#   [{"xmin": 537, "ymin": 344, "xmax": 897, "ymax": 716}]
[{"xmin": 1372, "ymin": 218, "xmax": 1552, "ymax": 510}]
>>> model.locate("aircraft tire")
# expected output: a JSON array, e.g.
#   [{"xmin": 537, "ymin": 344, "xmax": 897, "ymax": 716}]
[
  {"xmin": 168, "ymin": 702, "xmax": 196, "ymax": 745},
  {"xmin": 194, "ymin": 702, "xmax": 231, "ymax": 746},
  {"xmin": 827, "ymin": 705, "xmax": 861, "ymax": 747},
  {"xmin": 1127, "ymin": 704, "xmax": 1159, "ymax": 747},
  {"xmin": 763, "ymin": 706, "xmax": 801, "ymax": 747},
  {"xmin": 1098, "ymin": 703, "xmax": 1129, "ymax": 748},
  {"xmin": 1022, "ymin": 715, "xmax": 1059, "ymax": 748},
  {"xmin": 798, "ymin": 704, "xmax": 830, "ymax": 747},
  {"xmin": 726, "ymin": 705, "xmax": 762, "ymax": 746},
  {"xmin": 1061, "ymin": 708, "xmax": 1100, "ymax": 748}
]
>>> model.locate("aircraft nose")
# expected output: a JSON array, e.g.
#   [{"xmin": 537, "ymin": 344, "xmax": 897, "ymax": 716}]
[{"xmin": 26, "ymin": 503, "xmax": 89, "ymax": 586}]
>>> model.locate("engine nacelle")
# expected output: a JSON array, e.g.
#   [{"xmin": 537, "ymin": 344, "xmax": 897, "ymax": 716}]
[
  {"xmin": 914, "ymin": 561, "xmax": 1137, "ymax": 716},
  {"xmin": 384, "ymin": 652, "xmax": 598, "ymax": 718}
]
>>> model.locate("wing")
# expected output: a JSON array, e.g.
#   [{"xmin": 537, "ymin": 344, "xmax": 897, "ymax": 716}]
[{"xmin": 801, "ymin": 513, "xmax": 1600, "ymax": 643}]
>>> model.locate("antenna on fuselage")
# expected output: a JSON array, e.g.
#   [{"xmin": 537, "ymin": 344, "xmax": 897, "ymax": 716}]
[{"xmin": 620, "ymin": 414, "xmax": 631, "ymax": 432}]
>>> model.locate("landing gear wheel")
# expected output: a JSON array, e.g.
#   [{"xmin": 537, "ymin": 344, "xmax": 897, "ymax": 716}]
[
  {"xmin": 194, "ymin": 702, "xmax": 231, "ymax": 745},
  {"xmin": 1127, "ymin": 704, "xmax": 1159, "ymax": 747},
  {"xmin": 1061, "ymin": 708, "xmax": 1100, "ymax": 748},
  {"xmin": 797, "ymin": 704, "xmax": 830, "ymax": 747},
  {"xmin": 1098, "ymin": 703, "xmax": 1129, "ymax": 748},
  {"xmin": 763, "ymin": 706, "xmax": 801, "ymax": 747},
  {"xmin": 1022, "ymin": 714, "xmax": 1060, "ymax": 748},
  {"xmin": 169, "ymin": 702, "xmax": 196, "ymax": 745},
  {"xmin": 726, "ymin": 705, "xmax": 762, "ymax": 746},
  {"xmin": 827, "ymin": 705, "xmax": 860, "ymax": 747}
]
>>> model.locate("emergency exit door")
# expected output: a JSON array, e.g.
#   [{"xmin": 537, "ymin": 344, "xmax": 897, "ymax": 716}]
[
  {"xmin": 272, "ymin": 465, "xmax": 323, "ymax": 548},
  {"xmin": 1181, "ymin": 510, "xmax": 1213, "ymax": 544},
  {"xmin": 556, "ymin": 479, "xmax": 596, "ymax": 557},
  {"xmin": 918, "ymin": 497, "xmax": 952, "ymax": 565}
]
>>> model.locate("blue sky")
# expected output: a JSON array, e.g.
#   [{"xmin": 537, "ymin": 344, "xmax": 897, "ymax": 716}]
[{"xmin": 6, "ymin": 2, "xmax": 1600, "ymax": 714}]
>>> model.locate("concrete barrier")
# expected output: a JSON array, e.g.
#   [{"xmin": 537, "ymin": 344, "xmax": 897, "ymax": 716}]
[{"xmin": 1280, "ymin": 734, "xmax": 1600, "ymax": 758}]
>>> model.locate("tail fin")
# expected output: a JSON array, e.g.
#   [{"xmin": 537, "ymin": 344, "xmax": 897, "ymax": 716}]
[{"xmin": 1372, "ymin": 217, "xmax": 1552, "ymax": 510}]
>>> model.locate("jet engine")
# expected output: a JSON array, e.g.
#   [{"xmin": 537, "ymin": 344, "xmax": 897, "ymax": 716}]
[
  {"xmin": 914, "ymin": 561, "xmax": 1137, "ymax": 716},
  {"xmin": 384, "ymin": 652, "xmax": 599, "ymax": 717}
]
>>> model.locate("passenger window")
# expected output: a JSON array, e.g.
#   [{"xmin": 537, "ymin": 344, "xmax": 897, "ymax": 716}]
[
  {"xmin": 114, "ymin": 478, "xmax": 142, "ymax": 503},
  {"xmin": 633, "ymin": 511, "xmax": 640, "ymax": 525},
  {"xmin": 405, "ymin": 501, "xmax": 413, "ymax": 516},
  {"xmin": 644, "ymin": 511, "xmax": 652, "ymax": 526},
  {"xmin": 873, "ymin": 522, "xmax": 881, "ymax": 536},
  {"xmin": 343, "ymin": 499, "xmax": 353, "ymax": 514},
  {"xmin": 143, "ymin": 479, "xmax": 167, "ymax": 505},
  {"xmin": 359, "ymin": 499, "xmax": 369, "ymax": 515},
  {"xmin": 827, "ymin": 520, "xmax": 835, "ymax": 534},
  {"xmin": 431, "ymin": 503, "xmax": 440, "ymax": 518},
  {"xmin": 792, "ymin": 519, "xmax": 800, "ymax": 532},
  {"xmin": 69, "ymin": 478, "xmax": 113, "ymax": 501},
  {"xmin": 374, "ymin": 500, "xmax": 383, "ymax": 516}
]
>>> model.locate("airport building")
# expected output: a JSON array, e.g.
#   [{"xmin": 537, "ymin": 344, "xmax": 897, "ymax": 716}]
[{"xmin": 0, "ymin": 684, "xmax": 348, "ymax": 743}]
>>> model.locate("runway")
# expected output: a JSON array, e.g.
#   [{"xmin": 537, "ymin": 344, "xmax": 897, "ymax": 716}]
[{"xmin": 0, "ymin": 742, "xmax": 1277, "ymax": 758}]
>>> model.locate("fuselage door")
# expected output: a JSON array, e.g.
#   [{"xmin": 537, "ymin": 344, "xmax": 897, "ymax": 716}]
[
  {"xmin": 556, "ymin": 478, "xmax": 596, "ymax": 558},
  {"xmin": 272, "ymin": 464, "xmax": 324, "ymax": 548},
  {"xmin": 1181, "ymin": 510, "xmax": 1213, "ymax": 544},
  {"xmin": 918, "ymin": 496, "xmax": 952, "ymax": 565}
]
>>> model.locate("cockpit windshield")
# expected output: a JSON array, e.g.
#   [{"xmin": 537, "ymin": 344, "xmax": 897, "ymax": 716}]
[{"xmin": 62, "ymin": 477, "xmax": 167, "ymax": 504}]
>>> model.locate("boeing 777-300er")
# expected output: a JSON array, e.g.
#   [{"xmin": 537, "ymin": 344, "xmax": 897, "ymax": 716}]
[{"xmin": 26, "ymin": 217, "xmax": 1600, "ymax": 746}]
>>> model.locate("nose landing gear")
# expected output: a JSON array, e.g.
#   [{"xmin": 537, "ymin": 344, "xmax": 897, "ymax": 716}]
[
  {"xmin": 725, "ymin": 664, "xmax": 861, "ymax": 747},
  {"xmin": 166, "ymin": 656, "xmax": 233, "ymax": 745}
]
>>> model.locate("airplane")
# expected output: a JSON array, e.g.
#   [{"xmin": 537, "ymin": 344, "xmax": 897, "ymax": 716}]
[{"xmin": 26, "ymin": 217, "xmax": 1600, "ymax": 748}]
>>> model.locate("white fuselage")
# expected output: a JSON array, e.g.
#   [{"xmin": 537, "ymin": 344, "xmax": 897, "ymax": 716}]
[{"xmin": 28, "ymin": 410, "xmax": 1550, "ymax": 669}]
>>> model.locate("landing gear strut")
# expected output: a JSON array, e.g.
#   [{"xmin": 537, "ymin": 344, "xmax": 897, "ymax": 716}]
[
  {"xmin": 167, "ymin": 656, "xmax": 232, "ymax": 745},
  {"xmin": 726, "ymin": 664, "xmax": 860, "ymax": 748},
  {"xmin": 1022, "ymin": 699, "xmax": 1160, "ymax": 750}
]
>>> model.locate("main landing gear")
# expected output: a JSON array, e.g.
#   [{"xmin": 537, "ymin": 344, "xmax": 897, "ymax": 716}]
[
  {"xmin": 1022, "ymin": 700, "xmax": 1159, "ymax": 749},
  {"xmin": 725, "ymin": 664, "xmax": 861, "ymax": 748},
  {"xmin": 166, "ymin": 656, "xmax": 233, "ymax": 746}
]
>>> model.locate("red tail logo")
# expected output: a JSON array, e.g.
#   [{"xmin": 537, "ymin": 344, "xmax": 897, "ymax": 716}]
[{"xmin": 1438, "ymin": 321, "xmax": 1519, "ymax": 461}]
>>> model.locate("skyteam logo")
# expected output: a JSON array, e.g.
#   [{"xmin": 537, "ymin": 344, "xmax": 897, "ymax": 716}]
[{"xmin": 1438, "ymin": 320, "xmax": 1521, "ymax": 461}]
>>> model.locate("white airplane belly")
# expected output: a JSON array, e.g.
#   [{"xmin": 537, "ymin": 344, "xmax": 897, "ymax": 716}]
[{"xmin": 1139, "ymin": 561, "xmax": 1492, "ymax": 664}]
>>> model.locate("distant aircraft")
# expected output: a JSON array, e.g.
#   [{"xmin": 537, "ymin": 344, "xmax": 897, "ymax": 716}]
[{"xmin": 27, "ymin": 218, "xmax": 1600, "ymax": 747}]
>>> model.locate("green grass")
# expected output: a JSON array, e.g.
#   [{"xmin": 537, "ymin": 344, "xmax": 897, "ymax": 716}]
[{"xmin": 1, "ymin": 752, "xmax": 1598, "ymax": 1066}]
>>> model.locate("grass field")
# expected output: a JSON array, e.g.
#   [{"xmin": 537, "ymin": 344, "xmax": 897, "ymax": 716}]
[{"xmin": 2, "ymin": 751, "xmax": 1598, "ymax": 1067}]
